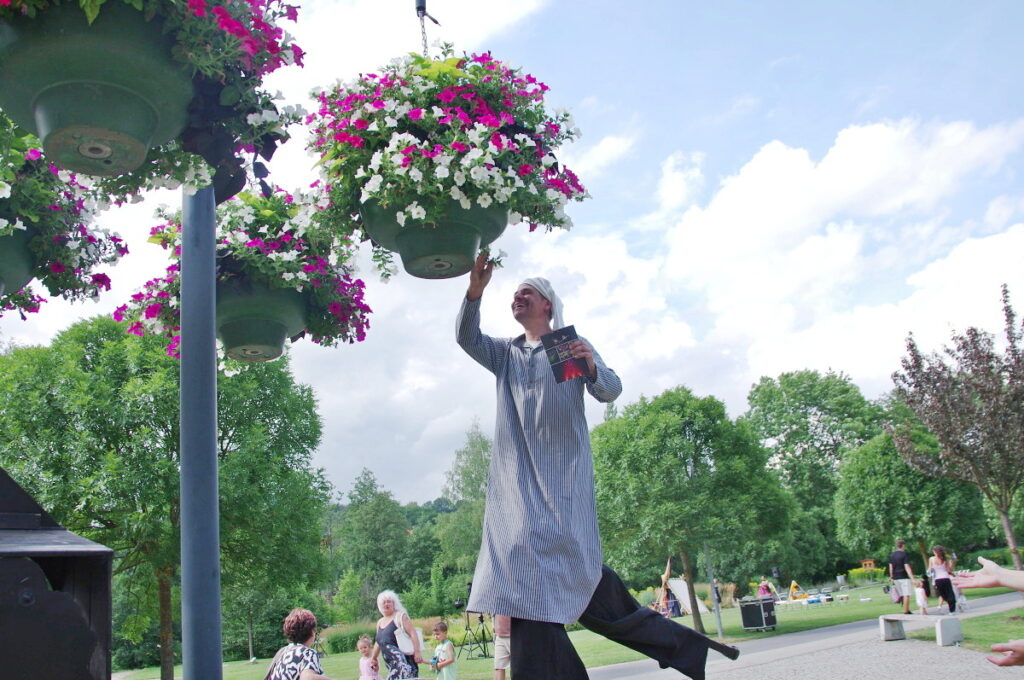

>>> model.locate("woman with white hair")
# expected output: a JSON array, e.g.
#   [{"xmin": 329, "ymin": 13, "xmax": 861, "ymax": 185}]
[{"xmin": 371, "ymin": 590, "xmax": 421, "ymax": 679}]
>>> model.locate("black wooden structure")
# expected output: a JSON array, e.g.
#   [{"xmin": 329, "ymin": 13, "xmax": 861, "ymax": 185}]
[{"xmin": 0, "ymin": 466, "xmax": 113, "ymax": 679}]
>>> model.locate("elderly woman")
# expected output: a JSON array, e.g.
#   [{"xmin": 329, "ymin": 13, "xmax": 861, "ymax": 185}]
[
  {"xmin": 372, "ymin": 590, "xmax": 421, "ymax": 679},
  {"xmin": 265, "ymin": 608, "xmax": 336, "ymax": 680}
]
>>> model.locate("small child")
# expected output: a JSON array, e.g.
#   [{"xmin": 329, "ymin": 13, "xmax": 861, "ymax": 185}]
[
  {"xmin": 357, "ymin": 634, "xmax": 381, "ymax": 680},
  {"xmin": 431, "ymin": 621, "xmax": 456, "ymax": 680},
  {"xmin": 914, "ymin": 579, "xmax": 929, "ymax": 615}
]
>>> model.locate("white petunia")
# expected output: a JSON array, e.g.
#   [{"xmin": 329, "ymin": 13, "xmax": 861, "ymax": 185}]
[
  {"xmin": 434, "ymin": 166, "xmax": 450, "ymax": 179},
  {"xmin": 407, "ymin": 202, "xmax": 426, "ymax": 220},
  {"xmin": 0, "ymin": 182, "xmax": 10, "ymax": 199},
  {"xmin": 459, "ymin": 196, "xmax": 471, "ymax": 210},
  {"xmin": 453, "ymin": 171, "xmax": 466, "ymax": 187},
  {"xmin": 409, "ymin": 167, "xmax": 423, "ymax": 183},
  {"xmin": 477, "ymin": 193, "xmax": 493, "ymax": 208},
  {"xmin": 396, "ymin": 210, "xmax": 407, "ymax": 226},
  {"xmin": 510, "ymin": 211, "xmax": 523, "ymax": 224}
]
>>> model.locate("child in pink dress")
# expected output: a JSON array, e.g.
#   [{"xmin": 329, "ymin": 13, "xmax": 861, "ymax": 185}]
[{"xmin": 357, "ymin": 634, "xmax": 382, "ymax": 680}]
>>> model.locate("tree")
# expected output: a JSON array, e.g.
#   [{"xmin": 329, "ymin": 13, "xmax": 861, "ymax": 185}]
[
  {"xmin": 743, "ymin": 370, "xmax": 883, "ymax": 579},
  {"xmin": 334, "ymin": 469, "xmax": 411, "ymax": 614},
  {"xmin": 0, "ymin": 317, "xmax": 331, "ymax": 678},
  {"xmin": 892, "ymin": 285, "xmax": 1024, "ymax": 570},
  {"xmin": 592, "ymin": 386, "xmax": 791, "ymax": 633},
  {"xmin": 835, "ymin": 431, "xmax": 988, "ymax": 566},
  {"xmin": 442, "ymin": 419, "xmax": 492, "ymax": 504}
]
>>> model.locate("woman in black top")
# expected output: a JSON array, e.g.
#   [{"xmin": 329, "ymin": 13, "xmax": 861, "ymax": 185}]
[{"xmin": 372, "ymin": 590, "xmax": 421, "ymax": 679}]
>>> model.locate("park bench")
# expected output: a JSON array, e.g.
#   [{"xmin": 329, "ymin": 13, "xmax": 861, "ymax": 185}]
[{"xmin": 878, "ymin": 613, "xmax": 963, "ymax": 646}]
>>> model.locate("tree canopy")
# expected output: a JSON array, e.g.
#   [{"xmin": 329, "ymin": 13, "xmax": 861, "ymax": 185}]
[
  {"xmin": 592, "ymin": 385, "xmax": 792, "ymax": 633},
  {"xmin": 0, "ymin": 317, "xmax": 331, "ymax": 679},
  {"xmin": 892, "ymin": 285, "xmax": 1024, "ymax": 570}
]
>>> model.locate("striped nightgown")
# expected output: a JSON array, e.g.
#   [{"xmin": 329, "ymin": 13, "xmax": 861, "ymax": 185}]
[{"xmin": 456, "ymin": 296, "xmax": 622, "ymax": 624}]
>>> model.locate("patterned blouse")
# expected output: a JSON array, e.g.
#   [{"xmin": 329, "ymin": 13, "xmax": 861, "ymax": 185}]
[{"xmin": 268, "ymin": 642, "xmax": 323, "ymax": 680}]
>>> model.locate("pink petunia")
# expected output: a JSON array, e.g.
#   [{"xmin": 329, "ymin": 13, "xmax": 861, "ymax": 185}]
[
  {"xmin": 113, "ymin": 304, "xmax": 128, "ymax": 322},
  {"xmin": 186, "ymin": 0, "xmax": 207, "ymax": 17},
  {"xmin": 127, "ymin": 322, "xmax": 145, "ymax": 336},
  {"xmin": 49, "ymin": 262, "xmax": 66, "ymax": 274},
  {"xmin": 408, "ymin": 108, "xmax": 424, "ymax": 120},
  {"xmin": 24, "ymin": 149, "xmax": 41, "ymax": 161},
  {"xmin": 144, "ymin": 303, "xmax": 163, "ymax": 319},
  {"xmin": 91, "ymin": 273, "xmax": 112, "ymax": 291},
  {"xmin": 450, "ymin": 141, "xmax": 469, "ymax": 153}
]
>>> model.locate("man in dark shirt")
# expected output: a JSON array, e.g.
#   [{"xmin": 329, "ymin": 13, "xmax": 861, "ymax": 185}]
[{"xmin": 888, "ymin": 539, "xmax": 915, "ymax": 614}]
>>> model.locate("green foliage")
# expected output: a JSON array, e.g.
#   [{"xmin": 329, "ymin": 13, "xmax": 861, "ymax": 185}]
[
  {"xmin": 0, "ymin": 316, "xmax": 332, "ymax": 672},
  {"xmin": 845, "ymin": 567, "xmax": 886, "ymax": 586},
  {"xmin": 743, "ymin": 370, "xmax": 883, "ymax": 580},
  {"xmin": 325, "ymin": 625, "xmax": 376, "ymax": 655},
  {"xmin": 835, "ymin": 430, "xmax": 987, "ymax": 560},
  {"xmin": 592, "ymin": 385, "xmax": 793, "ymax": 632},
  {"xmin": 442, "ymin": 420, "xmax": 492, "ymax": 504},
  {"xmin": 961, "ymin": 547, "xmax": 1024, "ymax": 568},
  {"xmin": 892, "ymin": 286, "xmax": 1024, "ymax": 570}
]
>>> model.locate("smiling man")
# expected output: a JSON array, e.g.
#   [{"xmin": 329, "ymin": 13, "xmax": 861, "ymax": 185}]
[{"xmin": 456, "ymin": 254, "xmax": 738, "ymax": 680}]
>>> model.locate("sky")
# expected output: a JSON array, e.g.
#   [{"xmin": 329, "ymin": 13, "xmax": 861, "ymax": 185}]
[{"xmin": 4, "ymin": 0, "xmax": 1024, "ymax": 504}]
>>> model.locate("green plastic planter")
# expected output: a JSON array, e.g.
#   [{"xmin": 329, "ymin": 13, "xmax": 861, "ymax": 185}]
[
  {"xmin": 215, "ymin": 280, "xmax": 308, "ymax": 362},
  {"xmin": 360, "ymin": 199, "xmax": 509, "ymax": 279},
  {"xmin": 0, "ymin": 228, "xmax": 35, "ymax": 297},
  {"xmin": 0, "ymin": 2, "xmax": 194, "ymax": 176}
]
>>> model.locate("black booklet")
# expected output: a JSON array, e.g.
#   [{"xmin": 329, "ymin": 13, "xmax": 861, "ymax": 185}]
[{"xmin": 541, "ymin": 325, "xmax": 589, "ymax": 383}]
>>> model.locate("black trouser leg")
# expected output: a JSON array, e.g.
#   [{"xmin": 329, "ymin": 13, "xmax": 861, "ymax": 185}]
[
  {"xmin": 510, "ymin": 618, "xmax": 588, "ymax": 680},
  {"xmin": 935, "ymin": 578, "xmax": 956, "ymax": 612},
  {"xmin": 578, "ymin": 565, "xmax": 732, "ymax": 680}
]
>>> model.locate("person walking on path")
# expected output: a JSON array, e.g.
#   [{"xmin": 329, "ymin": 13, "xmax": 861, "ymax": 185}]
[
  {"xmin": 456, "ymin": 255, "xmax": 739, "ymax": 680},
  {"xmin": 889, "ymin": 539, "xmax": 915, "ymax": 614},
  {"xmin": 954, "ymin": 556, "xmax": 1024, "ymax": 666},
  {"xmin": 929, "ymin": 545, "xmax": 957, "ymax": 614}
]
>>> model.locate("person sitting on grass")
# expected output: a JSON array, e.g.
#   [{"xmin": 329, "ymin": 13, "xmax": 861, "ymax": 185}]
[{"xmin": 953, "ymin": 556, "xmax": 1024, "ymax": 666}]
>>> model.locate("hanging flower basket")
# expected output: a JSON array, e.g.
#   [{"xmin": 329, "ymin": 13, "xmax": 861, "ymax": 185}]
[
  {"xmin": 0, "ymin": 0, "xmax": 306, "ymax": 203},
  {"xmin": 116, "ymin": 191, "xmax": 371, "ymax": 360},
  {"xmin": 216, "ymin": 278, "xmax": 307, "ymax": 361},
  {"xmin": 0, "ymin": 1, "xmax": 193, "ymax": 176},
  {"xmin": 308, "ymin": 45, "xmax": 588, "ymax": 280},
  {"xmin": 1, "ymin": 113, "xmax": 126, "ymax": 319},
  {"xmin": 0, "ymin": 227, "xmax": 34, "ymax": 297},
  {"xmin": 360, "ymin": 198, "xmax": 507, "ymax": 278}
]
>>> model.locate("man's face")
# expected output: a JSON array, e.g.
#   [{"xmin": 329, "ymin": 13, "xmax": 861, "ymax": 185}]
[{"xmin": 511, "ymin": 284, "xmax": 551, "ymax": 325}]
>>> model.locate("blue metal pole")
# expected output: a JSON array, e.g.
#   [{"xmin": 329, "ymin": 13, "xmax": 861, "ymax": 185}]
[{"xmin": 179, "ymin": 185, "xmax": 223, "ymax": 680}]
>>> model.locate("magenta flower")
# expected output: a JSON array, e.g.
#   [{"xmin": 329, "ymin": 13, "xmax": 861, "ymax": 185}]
[
  {"xmin": 408, "ymin": 108, "xmax": 424, "ymax": 120},
  {"xmin": 144, "ymin": 303, "xmax": 163, "ymax": 319},
  {"xmin": 113, "ymin": 304, "xmax": 128, "ymax": 322},
  {"xmin": 24, "ymin": 149, "xmax": 41, "ymax": 161},
  {"xmin": 91, "ymin": 273, "xmax": 112, "ymax": 291},
  {"xmin": 187, "ymin": 0, "xmax": 207, "ymax": 17},
  {"xmin": 127, "ymin": 322, "xmax": 145, "ymax": 336},
  {"xmin": 49, "ymin": 262, "xmax": 66, "ymax": 274}
]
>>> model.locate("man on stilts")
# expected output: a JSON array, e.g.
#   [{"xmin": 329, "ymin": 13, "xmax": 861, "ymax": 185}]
[{"xmin": 456, "ymin": 255, "xmax": 739, "ymax": 679}]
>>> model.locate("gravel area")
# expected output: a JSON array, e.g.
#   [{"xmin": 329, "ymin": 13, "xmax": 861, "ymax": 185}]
[{"xmin": 706, "ymin": 638, "xmax": 1008, "ymax": 680}]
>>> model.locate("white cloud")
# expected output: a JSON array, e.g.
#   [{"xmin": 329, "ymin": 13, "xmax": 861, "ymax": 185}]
[{"xmin": 563, "ymin": 134, "xmax": 637, "ymax": 180}]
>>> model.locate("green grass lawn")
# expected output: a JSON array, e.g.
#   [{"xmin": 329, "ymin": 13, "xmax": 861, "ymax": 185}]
[
  {"xmin": 114, "ymin": 585, "xmax": 1014, "ymax": 680},
  {"xmin": 909, "ymin": 606, "xmax": 1024, "ymax": 654}
]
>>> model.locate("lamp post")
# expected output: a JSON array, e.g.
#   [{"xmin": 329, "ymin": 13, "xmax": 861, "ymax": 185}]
[{"xmin": 178, "ymin": 185, "xmax": 223, "ymax": 680}]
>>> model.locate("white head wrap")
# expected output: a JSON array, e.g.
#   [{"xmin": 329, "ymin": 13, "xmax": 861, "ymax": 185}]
[{"xmin": 519, "ymin": 277, "xmax": 564, "ymax": 329}]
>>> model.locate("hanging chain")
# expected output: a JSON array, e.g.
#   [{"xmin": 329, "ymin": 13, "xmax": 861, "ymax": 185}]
[{"xmin": 415, "ymin": 0, "xmax": 439, "ymax": 57}]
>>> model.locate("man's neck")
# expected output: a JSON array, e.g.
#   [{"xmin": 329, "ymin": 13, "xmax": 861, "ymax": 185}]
[{"xmin": 522, "ymin": 319, "xmax": 552, "ymax": 342}]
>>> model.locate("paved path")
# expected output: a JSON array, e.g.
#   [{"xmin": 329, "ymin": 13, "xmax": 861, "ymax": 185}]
[{"xmin": 589, "ymin": 592, "xmax": 1024, "ymax": 680}]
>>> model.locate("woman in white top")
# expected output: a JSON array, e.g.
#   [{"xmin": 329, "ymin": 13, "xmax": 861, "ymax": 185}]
[{"xmin": 929, "ymin": 545, "xmax": 957, "ymax": 613}]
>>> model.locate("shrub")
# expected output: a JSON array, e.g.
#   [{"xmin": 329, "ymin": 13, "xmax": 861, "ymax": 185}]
[
  {"xmin": 845, "ymin": 567, "xmax": 885, "ymax": 586},
  {"xmin": 325, "ymin": 624, "xmax": 377, "ymax": 655},
  {"xmin": 961, "ymin": 547, "xmax": 1024, "ymax": 568}
]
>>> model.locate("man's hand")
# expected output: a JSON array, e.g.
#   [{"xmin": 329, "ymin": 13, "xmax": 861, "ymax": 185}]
[
  {"xmin": 953, "ymin": 556, "xmax": 1004, "ymax": 589},
  {"xmin": 988, "ymin": 640, "xmax": 1024, "ymax": 666},
  {"xmin": 569, "ymin": 339, "xmax": 597, "ymax": 380},
  {"xmin": 467, "ymin": 253, "xmax": 494, "ymax": 301}
]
